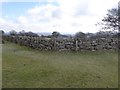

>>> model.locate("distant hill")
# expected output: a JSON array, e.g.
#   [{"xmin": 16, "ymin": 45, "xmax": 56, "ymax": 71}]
[
  {"xmin": 37, "ymin": 32, "xmax": 52, "ymax": 36},
  {"xmin": 37, "ymin": 32, "xmax": 73, "ymax": 37}
]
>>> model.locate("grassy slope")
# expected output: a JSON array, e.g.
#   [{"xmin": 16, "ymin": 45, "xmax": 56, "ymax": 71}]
[{"xmin": 2, "ymin": 42, "xmax": 118, "ymax": 88}]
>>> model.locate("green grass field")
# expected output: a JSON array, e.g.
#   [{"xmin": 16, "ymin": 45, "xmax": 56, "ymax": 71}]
[{"xmin": 2, "ymin": 41, "xmax": 118, "ymax": 88}]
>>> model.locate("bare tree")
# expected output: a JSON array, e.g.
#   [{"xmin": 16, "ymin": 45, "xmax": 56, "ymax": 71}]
[{"xmin": 97, "ymin": 7, "xmax": 119, "ymax": 31}]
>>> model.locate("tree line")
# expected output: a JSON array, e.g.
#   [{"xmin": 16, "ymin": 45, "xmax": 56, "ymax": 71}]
[{"xmin": 0, "ymin": 30, "xmax": 118, "ymax": 39}]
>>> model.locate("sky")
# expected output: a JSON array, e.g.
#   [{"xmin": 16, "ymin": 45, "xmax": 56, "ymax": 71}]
[{"xmin": 0, "ymin": 0, "xmax": 119, "ymax": 34}]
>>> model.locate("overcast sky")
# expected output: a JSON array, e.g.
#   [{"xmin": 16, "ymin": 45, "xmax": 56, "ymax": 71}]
[{"xmin": 0, "ymin": 0, "xmax": 119, "ymax": 34}]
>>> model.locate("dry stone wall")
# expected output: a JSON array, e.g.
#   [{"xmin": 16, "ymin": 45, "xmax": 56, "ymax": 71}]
[{"xmin": 4, "ymin": 35, "xmax": 118, "ymax": 51}]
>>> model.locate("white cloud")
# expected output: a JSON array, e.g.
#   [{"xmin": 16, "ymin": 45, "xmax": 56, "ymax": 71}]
[
  {"xmin": 1, "ymin": 0, "xmax": 119, "ymax": 34},
  {"xmin": 18, "ymin": 16, "xmax": 28, "ymax": 24},
  {"xmin": 21, "ymin": 4, "xmax": 62, "ymax": 24},
  {"xmin": 0, "ymin": 18, "xmax": 6, "ymax": 23}
]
